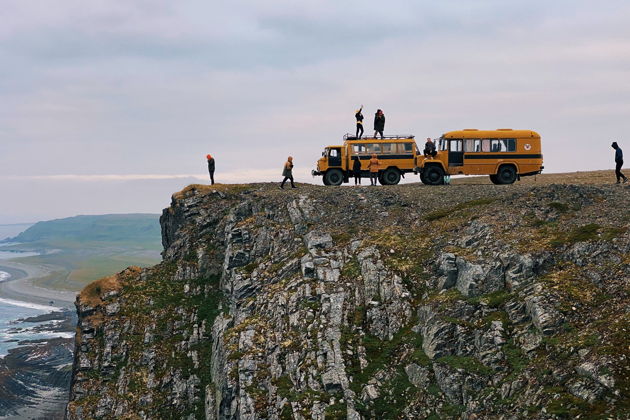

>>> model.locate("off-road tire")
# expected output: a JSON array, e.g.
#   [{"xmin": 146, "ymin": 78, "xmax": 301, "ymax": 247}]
[
  {"xmin": 424, "ymin": 165, "xmax": 445, "ymax": 185},
  {"xmin": 382, "ymin": 168, "xmax": 401, "ymax": 185},
  {"xmin": 496, "ymin": 165, "xmax": 517, "ymax": 184},
  {"xmin": 324, "ymin": 169, "xmax": 343, "ymax": 186}
]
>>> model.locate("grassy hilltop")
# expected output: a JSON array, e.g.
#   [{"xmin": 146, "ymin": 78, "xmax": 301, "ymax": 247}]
[{"xmin": 2, "ymin": 214, "xmax": 162, "ymax": 291}]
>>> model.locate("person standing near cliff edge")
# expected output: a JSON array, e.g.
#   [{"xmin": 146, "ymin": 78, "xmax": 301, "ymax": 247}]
[
  {"xmin": 612, "ymin": 142, "xmax": 628, "ymax": 184},
  {"xmin": 206, "ymin": 154, "xmax": 215, "ymax": 185},
  {"xmin": 280, "ymin": 156, "xmax": 296, "ymax": 189},
  {"xmin": 374, "ymin": 109, "xmax": 385, "ymax": 139}
]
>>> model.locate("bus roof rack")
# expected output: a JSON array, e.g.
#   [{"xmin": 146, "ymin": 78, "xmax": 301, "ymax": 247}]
[{"xmin": 343, "ymin": 133, "xmax": 415, "ymax": 140}]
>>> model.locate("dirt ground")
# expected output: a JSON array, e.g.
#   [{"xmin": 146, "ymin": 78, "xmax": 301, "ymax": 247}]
[{"xmin": 453, "ymin": 169, "xmax": 625, "ymax": 186}]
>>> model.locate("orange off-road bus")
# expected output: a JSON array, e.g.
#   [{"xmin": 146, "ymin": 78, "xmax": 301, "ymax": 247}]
[
  {"xmin": 415, "ymin": 129, "xmax": 544, "ymax": 185},
  {"xmin": 312, "ymin": 134, "xmax": 419, "ymax": 185}
]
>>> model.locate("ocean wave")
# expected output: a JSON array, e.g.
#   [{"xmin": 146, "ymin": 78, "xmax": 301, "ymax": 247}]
[
  {"xmin": 0, "ymin": 271, "xmax": 10, "ymax": 282},
  {"xmin": 0, "ymin": 297, "xmax": 61, "ymax": 312}
]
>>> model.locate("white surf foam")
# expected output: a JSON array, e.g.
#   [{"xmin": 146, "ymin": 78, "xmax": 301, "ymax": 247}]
[
  {"xmin": 0, "ymin": 271, "xmax": 10, "ymax": 282},
  {"xmin": 0, "ymin": 297, "xmax": 61, "ymax": 312}
]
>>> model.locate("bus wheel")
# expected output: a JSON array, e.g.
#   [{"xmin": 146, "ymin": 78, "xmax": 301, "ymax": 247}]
[
  {"xmin": 424, "ymin": 165, "xmax": 444, "ymax": 185},
  {"xmin": 489, "ymin": 174, "xmax": 501, "ymax": 184},
  {"xmin": 324, "ymin": 169, "xmax": 343, "ymax": 186},
  {"xmin": 497, "ymin": 165, "xmax": 517, "ymax": 184},
  {"xmin": 420, "ymin": 172, "xmax": 428, "ymax": 184},
  {"xmin": 323, "ymin": 177, "xmax": 331, "ymax": 186},
  {"xmin": 383, "ymin": 168, "xmax": 401, "ymax": 185}
]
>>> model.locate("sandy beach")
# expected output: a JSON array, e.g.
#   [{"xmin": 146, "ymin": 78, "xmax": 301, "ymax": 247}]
[{"xmin": 0, "ymin": 261, "xmax": 76, "ymax": 310}]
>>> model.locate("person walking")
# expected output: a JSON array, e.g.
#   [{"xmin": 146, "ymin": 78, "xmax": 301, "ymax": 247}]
[
  {"xmin": 355, "ymin": 105, "xmax": 364, "ymax": 139},
  {"xmin": 423, "ymin": 138, "xmax": 437, "ymax": 158},
  {"xmin": 206, "ymin": 154, "xmax": 215, "ymax": 185},
  {"xmin": 368, "ymin": 153, "xmax": 380, "ymax": 185},
  {"xmin": 280, "ymin": 156, "xmax": 297, "ymax": 189},
  {"xmin": 352, "ymin": 155, "xmax": 362, "ymax": 185},
  {"xmin": 373, "ymin": 109, "xmax": 385, "ymax": 139},
  {"xmin": 612, "ymin": 142, "xmax": 628, "ymax": 184}
]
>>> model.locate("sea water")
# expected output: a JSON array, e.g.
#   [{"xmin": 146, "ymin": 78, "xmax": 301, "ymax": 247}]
[{"xmin": 0, "ymin": 270, "xmax": 73, "ymax": 358}]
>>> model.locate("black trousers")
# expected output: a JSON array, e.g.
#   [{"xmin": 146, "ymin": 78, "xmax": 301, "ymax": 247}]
[
  {"xmin": 615, "ymin": 160, "xmax": 626, "ymax": 182},
  {"xmin": 209, "ymin": 170, "xmax": 215, "ymax": 185},
  {"xmin": 281, "ymin": 176, "xmax": 295, "ymax": 188},
  {"xmin": 370, "ymin": 172, "xmax": 378, "ymax": 185},
  {"xmin": 375, "ymin": 130, "xmax": 383, "ymax": 139},
  {"xmin": 356, "ymin": 124, "xmax": 364, "ymax": 138},
  {"xmin": 354, "ymin": 172, "xmax": 361, "ymax": 185}
]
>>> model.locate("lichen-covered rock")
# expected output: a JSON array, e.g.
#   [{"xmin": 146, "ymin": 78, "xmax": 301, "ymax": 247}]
[{"xmin": 66, "ymin": 182, "xmax": 630, "ymax": 420}]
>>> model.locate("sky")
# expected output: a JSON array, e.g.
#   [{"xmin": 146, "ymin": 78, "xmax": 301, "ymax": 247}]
[{"xmin": 1, "ymin": 0, "xmax": 629, "ymax": 223}]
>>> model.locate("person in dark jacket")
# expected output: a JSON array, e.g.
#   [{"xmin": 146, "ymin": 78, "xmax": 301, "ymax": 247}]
[
  {"xmin": 373, "ymin": 109, "xmax": 385, "ymax": 139},
  {"xmin": 206, "ymin": 154, "xmax": 215, "ymax": 185},
  {"xmin": 352, "ymin": 155, "xmax": 362, "ymax": 185},
  {"xmin": 355, "ymin": 105, "xmax": 364, "ymax": 139},
  {"xmin": 612, "ymin": 142, "xmax": 628, "ymax": 184},
  {"xmin": 423, "ymin": 137, "xmax": 437, "ymax": 158},
  {"xmin": 280, "ymin": 156, "xmax": 296, "ymax": 189}
]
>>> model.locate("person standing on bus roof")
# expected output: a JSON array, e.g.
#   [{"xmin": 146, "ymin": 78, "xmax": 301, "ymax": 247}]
[
  {"xmin": 374, "ymin": 109, "xmax": 385, "ymax": 139},
  {"xmin": 280, "ymin": 156, "xmax": 297, "ymax": 189},
  {"xmin": 423, "ymin": 138, "xmax": 437, "ymax": 158},
  {"xmin": 352, "ymin": 155, "xmax": 362, "ymax": 185},
  {"xmin": 368, "ymin": 153, "xmax": 380, "ymax": 185},
  {"xmin": 206, "ymin": 154, "xmax": 215, "ymax": 185},
  {"xmin": 355, "ymin": 105, "xmax": 364, "ymax": 139},
  {"xmin": 612, "ymin": 142, "xmax": 628, "ymax": 184}
]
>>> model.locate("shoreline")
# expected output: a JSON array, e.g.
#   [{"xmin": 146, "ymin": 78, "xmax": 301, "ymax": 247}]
[{"xmin": 0, "ymin": 261, "xmax": 76, "ymax": 310}]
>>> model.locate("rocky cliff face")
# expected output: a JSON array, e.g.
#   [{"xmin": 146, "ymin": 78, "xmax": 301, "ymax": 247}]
[{"xmin": 66, "ymin": 182, "xmax": 629, "ymax": 419}]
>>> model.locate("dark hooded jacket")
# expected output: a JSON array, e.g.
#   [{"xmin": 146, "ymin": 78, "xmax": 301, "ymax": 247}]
[
  {"xmin": 374, "ymin": 113, "xmax": 385, "ymax": 131},
  {"xmin": 613, "ymin": 143, "xmax": 623, "ymax": 163}
]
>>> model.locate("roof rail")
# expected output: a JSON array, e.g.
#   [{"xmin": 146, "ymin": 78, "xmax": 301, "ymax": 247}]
[{"xmin": 343, "ymin": 133, "xmax": 415, "ymax": 140}]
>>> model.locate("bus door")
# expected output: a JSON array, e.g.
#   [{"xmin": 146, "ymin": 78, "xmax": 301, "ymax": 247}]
[
  {"xmin": 328, "ymin": 147, "xmax": 342, "ymax": 167},
  {"xmin": 448, "ymin": 139, "xmax": 463, "ymax": 166}
]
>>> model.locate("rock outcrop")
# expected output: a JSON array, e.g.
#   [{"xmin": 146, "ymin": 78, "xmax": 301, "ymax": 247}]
[{"xmin": 66, "ymin": 182, "xmax": 630, "ymax": 419}]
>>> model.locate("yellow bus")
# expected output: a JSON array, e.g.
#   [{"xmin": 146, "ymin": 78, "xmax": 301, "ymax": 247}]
[
  {"xmin": 312, "ymin": 134, "xmax": 419, "ymax": 185},
  {"xmin": 415, "ymin": 129, "xmax": 543, "ymax": 185}
]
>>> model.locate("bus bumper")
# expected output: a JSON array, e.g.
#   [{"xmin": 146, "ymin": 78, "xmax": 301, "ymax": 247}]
[
  {"xmin": 312, "ymin": 170, "xmax": 322, "ymax": 177},
  {"xmin": 520, "ymin": 168, "xmax": 544, "ymax": 177}
]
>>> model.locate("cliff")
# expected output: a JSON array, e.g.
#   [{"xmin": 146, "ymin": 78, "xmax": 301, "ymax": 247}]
[{"xmin": 66, "ymin": 181, "xmax": 629, "ymax": 419}]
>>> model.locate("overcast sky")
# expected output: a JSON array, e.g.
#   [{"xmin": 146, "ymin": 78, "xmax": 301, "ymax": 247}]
[{"xmin": 1, "ymin": 1, "xmax": 629, "ymax": 223}]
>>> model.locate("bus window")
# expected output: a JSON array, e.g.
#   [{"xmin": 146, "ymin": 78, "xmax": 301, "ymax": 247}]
[
  {"xmin": 449, "ymin": 140, "xmax": 463, "ymax": 152},
  {"xmin": 491, "ymin": 139, "xmax": 503, "ymax": 152},
  {"xmin": 481, "ymin": 139, "xmax": 491, "ymax": 152},
  {"xmin": 382, "ymin": 143, "xmax": 394, "ymax": 153},
  {"xmin": 353, "ymin": 144, "xmax": 367, "ymax": 154},
  {"xmin": 505, "ymin": 138, "xmax": 516, "ymax": 152},
  {"xmin": 439, "ymin": 138, "xmax": 448, "ymax": 151},
  {"xmin": 367, "ymin": 143, "xmax": 382, "ymax": 153},
  {"xmin": 465, "ymin": 139, "xmax": 475, "ymax": 152},
  {"xmin": 399, "ymin": 143, "xmax": 414, "ymax": 153}
]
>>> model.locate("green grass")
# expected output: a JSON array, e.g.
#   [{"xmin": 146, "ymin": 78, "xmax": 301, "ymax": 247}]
[
  {"xmin": 550, "ymin": 223, "xmax": 602, "ymax": 247},
  {"xmin": 3, "ymin": 213, "xmax": 162, "ymax": 250},
  {"xmin": 434, "ymin": 355, "xmax": 494, "ymax": 376},
  {"xmin": 425, "ymin": 198, "xmax": 495, "ymax": 221},
  {"xmin": 548, "ymin": 202, "xmax": 570, "ymax": 213}
]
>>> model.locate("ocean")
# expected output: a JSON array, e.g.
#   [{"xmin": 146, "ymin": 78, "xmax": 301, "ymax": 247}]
[
  {"xmin": 0, "ymin": 286, "xmax": 73, "ymax": 358},
  {"xmin": 0, "ymin": 224, "xmax": 73, "ymax": 358}
]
